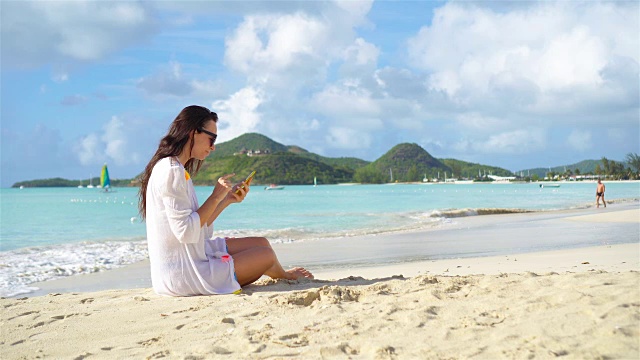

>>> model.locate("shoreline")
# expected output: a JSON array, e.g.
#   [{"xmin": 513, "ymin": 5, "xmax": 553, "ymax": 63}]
[
  {"xmin": 23, "ymin": 203, "xmax": 639, "ymax": 297},
  {"xmin": 3, "ymin": 205, "xmax": 639, "ymax": 359}
]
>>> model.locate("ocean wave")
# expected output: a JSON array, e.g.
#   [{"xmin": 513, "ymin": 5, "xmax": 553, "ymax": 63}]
[
  {"xmin": 429, "ymin": 208, "xmax": 533, "ymax": 218},
  {"xmin": 0, "ymin": 240, "xmax": 148, "ymax": 298}
]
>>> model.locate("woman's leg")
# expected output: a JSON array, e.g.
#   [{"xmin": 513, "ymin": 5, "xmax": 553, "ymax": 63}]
[
  {"xmin": 226, "ymin": 236, "xmax": 271, "ymax": 254},
  {"xmin": 226, "ymin": 237, "xmax": 313, "ymax": 285}
]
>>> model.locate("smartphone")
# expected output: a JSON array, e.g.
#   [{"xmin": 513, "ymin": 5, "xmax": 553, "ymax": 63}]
[{"xmin": 235, "ymin": 170, "xmax": 256, "ymax": 195}]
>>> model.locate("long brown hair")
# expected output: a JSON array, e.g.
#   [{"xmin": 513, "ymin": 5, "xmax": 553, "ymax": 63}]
[{"xmin": 138, "ymin": 105, "xmax": 218, "ymax": 219}]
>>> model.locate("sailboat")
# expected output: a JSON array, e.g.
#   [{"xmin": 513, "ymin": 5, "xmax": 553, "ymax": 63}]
[
  {"xmin": 313, "ymin": 176, "xmax": 317, "ymax": 187},
  {"xmin": 100, "ymin": 164, "xmax": 115, "ymax": 192},
  {"xmin": 87, "ymin": 174, "xmax": 94, "ymax": 188}
]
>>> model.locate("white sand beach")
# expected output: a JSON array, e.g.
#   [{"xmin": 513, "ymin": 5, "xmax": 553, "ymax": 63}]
[{"xmin": 2, "ymin": 205, "xmax": 639, "ymax": 359}]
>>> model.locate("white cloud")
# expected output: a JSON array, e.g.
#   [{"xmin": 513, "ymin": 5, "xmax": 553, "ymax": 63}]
[
  {"xmin": 103, "ymin": 116, "xmax": 139, "ymax": 165},
  {"xmin": 75, "ymin": 116, "xmax": 145, "ymax": 167},
  {"xmin": 333, "ymin": 0, "xmax": 374, "ymax": 21},
  {"xmin": 212, "ymin": 87, "xmax": 265, "ymax": 142},
  {"xmin": 223, "ymin": 2, "xmax": 374, "ymax": 91},
  {"xmin": 481, "ymin": 128, "xmax": 546, "ymax": 154},
  {"xmin": 312, "ymin": 82, "xmax": 381, "ymax": 125},
  {"xmin": 406, "ymin": 1, "xmax": 639, "ymax": 111},
  {"xmin": 1, "ymin": 1, "xmax": 156, "ymax": 68},
  {"xmin": 343, "ymin": 38, "xmax": 379, "ymax": 66},
  {"xmin": 454, "ymin": 128, "xmax": 546, "ymax": 155},
  {"xmin": 455, "ymin": 113, "xmax": 512, "ymax": 134},
  {"xmin": 77, "ymin": 133, "xmax": 103, "ymax": 166},
  {"xmin": 52, "ymin": 73, "xmax": 69, "ymax": 83},
  {"xmin": 326, "ymin": 127, "xmax": 372, "ymax": 149},
  {"xmin": 224, "ymin": 14, "xmax": 330, "ymax": 78},
  {"xmin": 137, "ymin": 61, "xmax": 193, "ymax": 97},
  {"xmin": 567, "ymin": 130, "xmax": 592, "ymax": 152}
]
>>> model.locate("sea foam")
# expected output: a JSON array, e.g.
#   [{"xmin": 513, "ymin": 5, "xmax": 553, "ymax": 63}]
[{"xmin": 0, "ymin": 240, "xmax": 148, "ymax": 297}]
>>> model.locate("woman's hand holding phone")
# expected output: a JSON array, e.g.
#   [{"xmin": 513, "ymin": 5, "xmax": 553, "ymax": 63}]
[
  {"xmin": 235, "ymin": 171, "xmax": 255, "ymax": 194},
  {"xmin": 231, "ymin": 171, "xmax": 256, "ymax": 201}
]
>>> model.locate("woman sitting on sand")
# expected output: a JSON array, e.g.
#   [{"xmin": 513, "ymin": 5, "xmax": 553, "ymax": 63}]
[{"xmin": 138, "ymin": 105, "xmax": 313, "ymax": 296}]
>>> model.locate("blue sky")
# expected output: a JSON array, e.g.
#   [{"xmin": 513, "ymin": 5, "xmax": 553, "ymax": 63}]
[{"xmin": 1, "ymin": 0, "xmax": 638, "ymax": 187}]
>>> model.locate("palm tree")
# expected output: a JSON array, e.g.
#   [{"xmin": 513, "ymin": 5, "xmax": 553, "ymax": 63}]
[
  {"xmin": 601, "ymin": 157, "xmax": 610, "ymax": 175},
  {"xmin": 625, "ymin": 153, "xmax": 640, "ymax": 173}
]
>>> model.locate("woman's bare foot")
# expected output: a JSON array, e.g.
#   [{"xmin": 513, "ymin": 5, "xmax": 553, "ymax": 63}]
[{"xmin": 284, "ymin": 267, "xmax": 314, "ymax": 280}]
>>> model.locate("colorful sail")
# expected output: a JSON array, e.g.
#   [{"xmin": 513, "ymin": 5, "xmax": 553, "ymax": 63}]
[{"xmin": 101, "ymin": 164, "xmax": 111, "ymax": 188}]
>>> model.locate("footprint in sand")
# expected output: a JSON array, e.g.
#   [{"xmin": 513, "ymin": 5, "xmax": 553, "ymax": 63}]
[
  {"xmin": 474, "ymin": 311, "xmax": 505, "ymax": 326},
  {"xmin": 138, "ymin": 337, "xmax": 161, "ymax": 346},
  {"xmin": 320, "ymin": 342, "xmax": 360, "ymax": 357},
  {"xmin": 7, "ymin": 310, "xmax": 40, "ymax": 321},
  {"xmin": 273, "ymin": 333, "xmax": 309, "ymax": 348},
  {"xmin": 80, "ymin": 298, "xmax": 94, "ymax": 304}
]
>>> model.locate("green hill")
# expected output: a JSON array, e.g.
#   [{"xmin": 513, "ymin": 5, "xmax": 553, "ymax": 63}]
[
  {"xmin": 519, "ymin": 159, "xmax": 629, "ymax": 178},
  {"xmin": 439, "ymin": 158, "xmax": 514, "ymax": 179},
  {"xmin": 209, "ymin": 133, "xmax": 288, "ymax": 158},
  {"xmin": 354, "ymin": 143, "xmax": 451, "ymax": 183},
  {"xmin": 293, "ymin": 151, "xmax": 369, "ymax": 170},
  {"xmin": 193, "ymin": 151, "xmax": 354, "ymax": 185},
  {"xmin": 13, "ymin": 177, "xmax": 131, "ymax": 188},
  {"xmin": 209, "ymin": 133, "xmax": 368, "ymax": 172},
  {"xmin": 12, "ymin": 133, "xmax": 636, "ymax": 187}
]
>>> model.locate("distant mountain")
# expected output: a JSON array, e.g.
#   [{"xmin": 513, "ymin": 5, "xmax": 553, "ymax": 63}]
[
  {"xmin": 518, "ymin": 159, "xmax": 629, "ymax": 177},
  {"xmin": 11, "ymin": 133, "xmax": 636, "ymax": 187},
  {"xmin": 210, "ymin": 133, "xmax": 288, "ymax": 158},
  {"xmin": 195, "ymin": 151, "xmax": 354, "ymax": 185},
  {"xmin": 13, "ymin": 177, "xmax": 131, "ymax": 188},
  {"xmin": 210, "ymin": 133, "xmax": 368, "ymax": 171},
  {"xmin": 354, "ymin": 143, "xmax": 451, "ymax": 183},
  {"xmin": 440, "ymin": 158, "xmax": 514, "ymax": 179}
]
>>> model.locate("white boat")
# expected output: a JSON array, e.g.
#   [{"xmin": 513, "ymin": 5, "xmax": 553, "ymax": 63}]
[
  {"xmin": 539, "ymin": 183, "xmax": 560, "ymax": 188},
  {"xmin": 87, "ymin": 174, "xmax": 94, "ymax": 188},
  {"xmin": 313, "ymin": 177, "xmax": 317, "ymax": 187},
  {"xmin": 265, "ymin": 184, "xmax": 284, "ymax": 190}
]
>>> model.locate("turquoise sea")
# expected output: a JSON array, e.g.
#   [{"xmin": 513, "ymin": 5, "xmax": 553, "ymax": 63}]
[{"xmin": 1, "ymin": 182, "xmax": 639, "ymax": 297}]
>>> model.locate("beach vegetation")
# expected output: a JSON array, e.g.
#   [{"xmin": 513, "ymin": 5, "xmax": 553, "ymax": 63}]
[
  {"xmin": 11, "ymin": 134, "xmax": 639, "ymax": 187},
  {"xmin": 13, "ymin": 177, "xmax": 131, "ymax": 188},
  {"xmin": 626, "ymin": 153, "xmax": 640, "ymax": 173}
]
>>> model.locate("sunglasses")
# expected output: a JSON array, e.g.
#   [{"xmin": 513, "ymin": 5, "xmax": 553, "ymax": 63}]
[{"xmin": 198, "ymin": 127, "xmax": 217, "ymax": 147}]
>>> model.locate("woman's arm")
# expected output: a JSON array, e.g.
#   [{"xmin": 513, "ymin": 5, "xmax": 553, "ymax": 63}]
[
  {"xmin": 196, "ymin": 174, "xmax": 236, "ymax": 227},
  {"xmin": 205, "ymin": 180, "xmax": 249, "ymax": 227}
]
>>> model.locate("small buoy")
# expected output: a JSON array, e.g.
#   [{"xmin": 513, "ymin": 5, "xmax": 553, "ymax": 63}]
[{"xmin": 130, "ymin": 217, "xmax": 137, "ymax": 223}]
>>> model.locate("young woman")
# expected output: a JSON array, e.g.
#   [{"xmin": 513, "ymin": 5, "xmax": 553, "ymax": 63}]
[{"xmin": 138, "ymin": 105, "xmax": 313, "ymax": 296}]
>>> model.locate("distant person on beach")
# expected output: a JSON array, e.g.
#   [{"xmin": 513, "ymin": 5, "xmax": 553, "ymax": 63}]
[
  {"xmin": 138, "ymin": 105, "xmax": 313, "ymax": 296},
  {"xmin": 596, "ymin": 179, "xmax": 606, "ymax": 208}
]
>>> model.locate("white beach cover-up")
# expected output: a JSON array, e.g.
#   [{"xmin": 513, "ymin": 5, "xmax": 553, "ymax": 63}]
[{"xmin": 145, "ymin": 157, "xmax": 241, "ymax": 296}]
